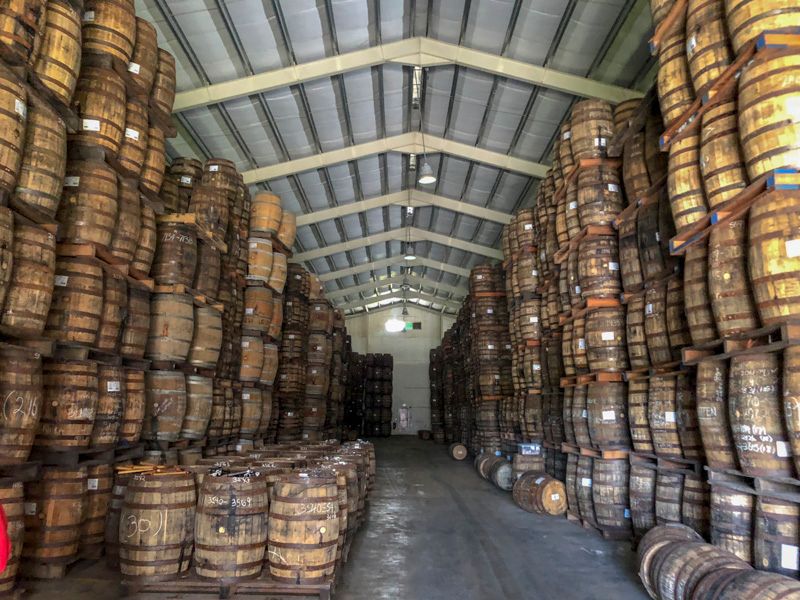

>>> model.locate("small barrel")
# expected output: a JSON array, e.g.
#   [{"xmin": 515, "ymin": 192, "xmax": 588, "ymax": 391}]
[
  {"xmin": 146, "ymin": 293, "xmax": 194, "ymax": 362},
  {"xmin": 628, "ymin": 379, "xmax": 653, "ymax": 453},
  {"xmin": 630, "ymin": 464, "xmax": 656, "ymax": 538},
  {"xmin": 187, "ymin": 306, "xmax": 222, "ymax": 369},
  {"xmin": 31, "ymin": 0, "xmax": 81, "ymax": 105},
  {"xmin": 488, "ymin": 456, "xmax": 513, "ymax": 491},
  {"xmin": 151, "ymin": 49, "xmax": 176, "ymax": 115},
  {"xmin": 97, "ymin": 270, "xmax": 127, "ymax": 353},
  {"xmin": 754, "ymin": 494, "xmax": 800, "ymax": 578},
  {"xmin": 79, "ymin": 463, "xmax": 113, "ymax": 558},
  {"xmin": 667, "ymin": 132, "xmax": 707, "ymax": 232},
  {"xmin": 576, "ymin": 455, "xmax": 595, "ymax": 524},
  {"xmin": 686, "ymin": 0, "xmax": 732, "ymax": 94},
  {"xmin": 0, "ymin": 347, "xmax": 42, "ymax": 464},
  {"xmin": 37, "ymin": 359, "xmax": 98, "ymax": 449},
  {"xmin": 683, "ymin": 242, "xmax": 717, "ymax": 345},
  {"xmin": 657, "ymin": 24, "xmax": 695, "ymax": 128},
  {"xmin": 14, "ymin": 102, "xmax": 67, "ymax": 219},
  {"xmin": 725, "ymin": 0, "xmax": 800, "ymax": 54},
  {"xmin": 104, "ymin": 467, "xmax": 153, "ymax": 568},
  {"xmin": 243, "ymin": 285, "xmax": 273, "ymax": 333},
  {"xmin": 260, "ymin": 343, "xmax": 278, "ymax": 386},
  {"xmin": 119, "ymin": 469, "xmax": 196, "ymax": 582},
  {"xmin": 644, "ymin": 284, "xmax": 672, "ymax": 366},
  {"xmin": 748, "ymin": 190, "xmax": 800, "ymax": 325},
  {"xmin": 592, "ymin": 458, "xmax": 631, "ymax": 534},
  {"xmin": 584, "ymin": 306, "xmax": 628, "ymax": 372},
  {"xmin": 91, "ymin": 365, "xmax": 125, "ymax": 447},
  {"xmin": 681, "ymin": 473, "xmax": 710, "ymax": 538},
  {"xmin": 626, "ymin": 295, "xmax": 650, "ymax": 370},
  {"xmin": 0, "ymin": 480, "xmax": 23, "ymax": 592},
  {"xmin": 277, "ymin": 211, "xmax": 296, "ymax": 250},
  {"xmin": 117, "ymin": 100, "xmax": 148, "ymax": 177},
  {"xmin": 119, "ymin": 285, "xmax": 150, "ymax": 359},
  {"xmin": 110, "ymin": 181, "xmax": 141, "ymax": 264},
  {"xmin": 587, "ymin": 381, "xmax": 630, "ymax": 450},
  {"xmin": 58, "ymin": 159, "xmax": 118, "ymax": 247},
  {"xmin": 656, "ymin": 471, "xmax": 685, "ymax": 526},
  {"xmin": 247, "ymin": 237, "xmax": 273, "ymax": 282},
  {"xmin": 142, "ymin": 370, "xmax": 187, "ymax": 443},
  {"xmin": 577, "ymin": 235, "xmax": 620, "ymax": 300},
  {"xmin": 22, "ymin": 465, "xmax": 86, "ymax": 578},
  {"xmin": 194, "ymin": 473, "xmax": 269, "ymax": 581},
  {"xmin": 618, "ymin": 215, "xmax": 643, "ymax": 293},
  {"xmin": 131, "ymin": 203, "xmax": 156, "ymax": 275},
  {"xmin": 699, "ymin": 99, "xmax": 747, "ymax": 209},
  {"xmin": 653, "ymin": 542, "xmax": 749, "ymax": 600},
  {"xmin": 81, "ymin": 0, "xmax": 136, "ymax": 62},
  {"xmin": 194, "ymin": 241, "xmax": 220, "ymax": 300},
  {"xmin": 512, "ymin": 472, "xmax": 567, "ymax": 515},
  {"xmin": 239, "ymin": 387, "xmax": 262, "ymax": 439},
  {"xmin": 240, "ymin": 335, "xmax": 264, "ymax": 383},
  {"xmin": 250, "ymin": 192, "xmax": 282, "ymax": 236},
  {"xmin": 729, "ymin": 354, "xmax": 792, "ymax": 478},
  {"xmin": 69, "ymin": 66, "xmax": 126, "ymax": 154},
  {"xmin": 711, "ymin": 486, "xmax": 754, "ymax": 563},
  {"xmin": 576, "ymin": 165, "xmax": 624, "ymax": 228},
  {"xmin": 648, "ymin": 375, "xmax": 682, "ymax": 459},
  {"xmin": 636, "ymin": 523, "xmax": 703, "ymax": 598},
  {"xmin": 267, "ymin": 252, "xmax": 287, "ymax": 294},
  {"xmin": 267, "ymin": 471, "xmax": 340, "ymax": 584},
  {"xmin": 0, "ymin": 73, "xmax": 26, "ymax": 194},
  {"xmin": 569, "ymin": 100, "xmax": 613, "ymax": 161},
  {"xmin": 697, "ymin": 360, "xmax": 737, "ymax": 470},
  {"xmin": 151, "ymin": 222, "xmax": 197, "ymax": 287},
  {"xmin": 128, "ymin": 17, "xmax": 158, "ymax": 94},
  {"xmin": 449, "ymin": 443, "xmax": 467, "ymax": 460},
  {"xmin": 119, "ymin": 369, "xmax": 145, "ymax": 444},
  {"xmin": 180, "ymin": 375, "xmax": 212, "ymax": 440}
]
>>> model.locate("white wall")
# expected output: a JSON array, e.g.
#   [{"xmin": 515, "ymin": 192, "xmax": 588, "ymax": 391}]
[{"xmin": 346, "ymin": 305, "xmax": 455, "ymax": 435}]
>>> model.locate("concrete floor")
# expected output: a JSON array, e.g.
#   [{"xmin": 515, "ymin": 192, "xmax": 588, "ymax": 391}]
[{"xmin": 27, "ymin": 437, "xmax": 647, "ymax": 600}]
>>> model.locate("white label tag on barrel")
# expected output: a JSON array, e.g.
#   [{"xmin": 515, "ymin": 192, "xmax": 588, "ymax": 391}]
[
  {"xmin": 529, "ymin": 316, "xmax": 538, "ymax": 323},
  {"xmin": 113, "ymin": 485, "xmax": 124, "ymax": 495},
  {"xmin": 54, "ymin": 275, "xmax": 69, "ymax": 287},
  {"xmin": 624, "ymin": 508, "xmax": 631, "ymax": 519},
  {"xmin": 608, "ymin": 262, "xmax": 619, "ymax": 271},
  {"xmin": 532, "ymin": 269, "xmax": 539, "ymax": 276},
  {"xmin": 315, "ymin": 306, "xmax": 322, "ymax": 311},
  {"xmin": 563, "ymin": 131, "xmax": 571, "ymax": 140},
  {"xmin": 475, "ymin": 274, "xmax": 483, "ymax": 280},
  {"xmin": 602, "ymin": 410, "xmax": 616, "ymax": 421},
  {"xmin": 280, "ymin": 374, "xmax": 287, "ymax": 380},
  {"xmin": 24, "ymin": 502, "xmax": 36, "ymax": 516},
  {"xmin": 645, "ymin": 303, "xmax": 654, "ymax": 315},
  {"xmin": 581, "ymin": 409, "xmax": 588, "ymax": 418},
  {"xmin": 294, "ymin": 274, "xmax": 301, "ymax": 280},
  {"xmin": 594, "ymin": 137, "xmax": 607, "ymax": 147},
  {"xmin": 82, "ymin": 10, "xmax": 95, "ymax": 21},
  {"xmin": 494, "ymin": 374, "xmax": 500, "ymax": 380},
  {"xmin": 82, "ymin": 119, "xmax": 101, "ymax": 132},
  {"xmin": 786, "ymin": 239, "xmax": 800, "ymax": 258},
  {"xmin": 655, "ymin": 232, "xmax": 661, "ymax": 242},
  {"xmin": 575, "ymin": 285, "xmax": 581, "ymax": 294},
  {"xmin": 524, "ymin": 223, "xmax": 533, "ymax": 230},
  {"xmin": 534, "ymin": 476, "xmax": 546, "ymax": 485},
  {"xmin": 782, "ymin": 544, "xmax": 800, "ymax": 571},
  {"xmin": 532, "ymin": 363, "xmax": 541, "ymax": 371},
  {"xmin": 686, "ymin": 35, "xmax": 697, "ymax": 55},
  {"xmin": 665, "ymin": 411, "xmax": 676, "ymax": 423},
  {"xmin": 607, "ymin": 183, "xmax": 620, "ymax": 193},
  {"xmin": 249, "ymin": 242, "xmax": 258, "ymax": 249},
  {"xmin": 241, "ymin": 341, "xmax": 250, "ymax": 348},
  {"xmin": 487, "ymin": 344, "xmax": 495, "ymax": 349},
  {"xmin": 601, "ymin": 331, "xmax": 615, "ymax": 341},
  {"xmin": 550, "ymin": 493, "xmax": 560, "ymax": 501},
  {"xmin": 242, "ymin": 392, "xmax": 250, "ymax": 400},
  {"xmin": 581, "ymin": 478, "xmax": 592, "ymax": 487},
  {"xmin": 245, "ymin": 308, "xmax": 254, "ymax": 314},
  {"xmin": 777, "ymin": 441, "xmax": 790, "ymax": 457},
  {"xmin": 568, "ymin": 201, "xmax": 578, "ymax": 211},
  {"xmin": 312, "ymin": 369, "xmax": 318, "ymax": 374},
  {"xmin": 487, "ymin": 308, "xmax": 494, "ymax": 314},
  {"xmin": 87, "ymin": 478, "xmax": 99, "ymax": 491},
  {"xmin": 288, "ymin": 335, "xmax": 295, "ymax": 340},
  {"xmin": 209, "ymin": 165, "xmax": 220, "ymax": 172},
  {"xmin": 128, "ymin": 62, "xmax": 141, "ymax": 74},
  {"xmin": 64, "ymin": 176, "xmax": 80, "ymax": 187},
  {"xmin": 180, "ymin": 175, "xmax": 193, "ymax": 185},
  {"xmin": 107, "ymin": 381, "xmax": 121, "ymax": 392},
  {"xmin": 14, "ymin": 98, "xmax": 25, "ymax": 118},
  {"xmin": 125, "ymin": 128, "xmax": 140, "ymax": 141},
  {"xmin": 578, "ymin": 338, "xmax": 586, "ymax": 350}
]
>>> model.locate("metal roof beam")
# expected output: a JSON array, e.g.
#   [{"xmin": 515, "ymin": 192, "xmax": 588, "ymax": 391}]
[
  {"xmin": 291, "ymin": 226, "xmax": 502, "ymax": 262},
  {"xmin": 295, "ymin": 189, "xmax": 512, "ymax": 226},
  {"xmin": 317, "ymin": 256, "xmax": 471, "ymax": 281},
  {"xmin": 344, "ymin": 302, "xmax": 457, "ymax": 318},
  {"xmin": 336, "ymin": 292, "xmax": 462, "ymax": 311},
  {"xmin": 241, "ymin": 132, "xmax": 548, "ymax": 183},
  {"xmin": 173, "ymin": 37, "xmax": 641, "ymax": 112},
  {"xmin": 325, "ymin": 275, "xmax": 466, "ymax": 300}
]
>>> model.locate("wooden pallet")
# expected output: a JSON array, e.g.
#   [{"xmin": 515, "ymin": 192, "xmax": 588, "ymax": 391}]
[
  {"xmin": 629, "ymin": 451, "xmax": 704, "ymax": 477},
  {"xmin": 0, "ymin": 335, "xmax": 54, "ymax": 358},
  {"xmin": 707, "ymin": 467, "xmax": 800, "ymax": 504},
  {"xmin": 153, "ymin": 283, "xmax": 224, "ymax": 311},
  {"xmin": 560, "ymin": 370, "xmax": 624, "ymax": 388},
  {"xmin": 553, "ymin": 223, "xmax": 616, "ymax": 265},
  {"xmin": 624, "ymin": 361, "xmax": 687, "ymax": 381},
  {"xmin": 607, "ymin": 85, "xmax": 658, "ymax": 158},
  {"xmin": 681, "ymin": 321, "xmax": 800, "ymax": 364},
  {"xmin": 156, "ymin": 212, "xmax": 228, "ymax": 253},
  {"xmin": 57, "ymin": 242, "xmax": 155, "ymax": 291},
  {"xmin": 29, "ymin": 442, "xmax": 144, "ymax": 467},
  {"xmin": 125, "ymin": 574, "xmax": 333, "ymax": 599},
  {"xmin": 560, "ymin": 442, "xmax": 629, "ymax": 460},
  {"xmin": 558, "ymin": 297, "xmax": 621, "ymax": 325},
  {"xmin": 5, "ymin": 195, "xmax": 59, "ymax": 236},
  {"xmin": 0, "ymin": 460, "xmax": 41, "ymax": 484},
  {"xmin": 53, "ymin": 341, "xmax": 123, "ymax": 365},
  {"xmin": 581, "ymin": 518, "xmax": 633, "ymax": 541}
]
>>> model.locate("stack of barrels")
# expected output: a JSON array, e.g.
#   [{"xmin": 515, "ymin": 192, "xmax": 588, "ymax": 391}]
[
  {"xmin": 303, "ymin": 278, "xmax": 334, "ymax": 441},
  {"xmin": 342, "ymin": 348, "xmax": 364, "ymax": 439},
  {"xmin": 429, "ymin": 349, "xmax": 445, "ymax": 442},
  {"xmin": 363, "ymin": 354, "xmax": 393, "ymax": 437},
  {"xmin": 108, "ymin": 440, "xmax": 375, "ymax": 589},
  {"xmin": 326, "ymin": 310, "xmax": 347, "ymax": 439}
]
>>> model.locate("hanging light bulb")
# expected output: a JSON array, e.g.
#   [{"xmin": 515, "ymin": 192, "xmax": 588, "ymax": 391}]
[
  {"xmin": 418, "ymin": 162, "xmax": 436, "ymax": 185},
  {"xmin": 404, "ymin": 242, "xmax": 417, "ymax": 261},
  {"xmin": 401, "ymin": 305, "xmax": 409, "ymax": 317}
]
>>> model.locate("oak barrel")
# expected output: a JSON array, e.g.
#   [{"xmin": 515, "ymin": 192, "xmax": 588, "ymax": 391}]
[
  {"xmin": 0, "ymin": 347, "xmax": 42, "ymax": 464},
  {"xmin": 187, "ymin": 306, "xmax": 222, "ymax": 369},
  {"xmin": 592, "ymin": 458, "xmax": 631, "ymax": 533},
  {"xmin": 725, "ymin": 0, "xmax": 800, "ymax": 53},
  {"xmin": 119, "ymin": 285, "xmax": 150, "ymax": 359},
  {"xmin": 38, "ymin": 359, "xmax": 98, "ymax": 449},
  {"xmin": 69, "ymin": 66, "xmax": 126, "ymax": 154},
  {"xmin": 142, "ymin": 370, "xmax": 187, "ymax": 443},
  {"xmin": 628, "ymin": 379, "xmax": 653, "ymax": 453},
  {"xmin": 146, "ymin": 293, "xmax": 194, "ymax": 362},
  {"xmin": 587, "ymin": 381, "xmax": 630, "ymax": 449},
  {"xmin": 657, "ymin": 23, "xmax": 695, "ymax": 127},
  {"xmin": 90, "ymin": 365, "xmax": 124, "ymax": 447},
  {"xmin": 2, "ymin": 224, "xmax": 54, "ymax": 335},
  {"xmin": 128, "ymin": 17, "xmax": 157, "ymax": 94},
  {"xmin": 119, "ymin": 369, "xmax": 145, "ymax": 444},
  {"xmin": 648, "ymin": 375, "xmax": 682, "ymax": 459},
  {"xmin": 683, "ymin": 243, "xmax": 717, "ymax": 345},
  {"xmin": 512, "ymin": 472, "xmax": 567, "ymax": 516},
  {"xmin": 31, "ymin": 0, "xmax": 81, "ymax": 105},
  {"xmin": 569, "ymin": 100, "xmax": 613, "ymax": 161},
  {"xmin": 585, "ymin": 307, "xmax": 628, "ymax": 372},
  {"xmin": 277, "ymin": 211, "xmax": 296, "ymax": 250},
  {"xmin": 711, "ymin": 486, "xmax": 753, "ymax": 563},
  {"xmin": 79, "ymin": 463, "xmax": 113, "ymax": 558},
  {"xmin": 699, "ymin": 100, "xmax": 748, "ymax": 209},
  {"xmin": 131, "ymin": 203, "xmax": 156, "ymax": 275},
  {"xmin": 109, "ymin": 180, "xmax": 141, "ymax": 264},
  {"xmin": 630, "ymin": 465, "xmax": 656, "ymax": 537},
  {"xmin": 117, "ymin": 100, "xmax": 148, "ymax": 177},
  {"xmin": 151, "ymin": 49, "xmax": 176, "ymax": 115},
  {"xmin": 58, "ymin": 159, "xmax": 118, "ymax": 247},
  {"xmin": 194, "ymin": 241, "xmax": 220, "ymax": 300},
  {"xmin": 636, "ymin": 524, "xmax": 703, "ymax": 598},
  {"xmin": 697, "ymin": 360, "xmax": 738, "ymax": 470},
  {"xmin": 151, "ymin": 222, "xmax": 197, "ymax": 287},
  {"xmin": 0, "ymin": 73, "xmax": 26, "ymax": 193},
  {"xmin": 97, "ymin": 270, "xmax": 127, "ymax": 353},
  {"xmin": 250, "ymin": 192, "xmax": 282, "ymax": 236},
  {"xmin": 686, "ymin": 0, "xmax": 732, "ymax": 94},
  {"xmin": 81, "ymin": 0, "xmax": 135, "ymax": 62},
  {"xmin": 754, "ymin": 494, "xmax": 800, "ymax": 577},
  {"xmin": 578, "ymin": 235, "xmax": 620, "ymax": 299},
  {"xmin": 667, "ymin": 133, "xmax": 707, "ymax": 232}
]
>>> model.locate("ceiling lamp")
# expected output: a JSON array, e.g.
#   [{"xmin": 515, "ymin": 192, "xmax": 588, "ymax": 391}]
[
  {"xmin": 402, "ymin": 305, "xmax": 409, "ymax": 317},
  {"xmin": 418, "ymin": 162, "xmax": 436, "ymax": 185},
  {"xmin": 404, "ymin": 242, "xmax": 416, "ymax": 261},
  {"xmin": 384, "ymin": 317, "xmax": 406, "ymax": 333}
]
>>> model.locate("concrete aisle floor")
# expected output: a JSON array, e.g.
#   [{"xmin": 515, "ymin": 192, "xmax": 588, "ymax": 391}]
[{"xmin": 26, "ymin": 437, "xmax": 648, "ymax": 600}]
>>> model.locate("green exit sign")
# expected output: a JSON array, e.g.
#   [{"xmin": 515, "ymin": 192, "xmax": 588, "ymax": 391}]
[{"xmin": 404, "ymin": 322, "xmax": 421, "ymax": 331}]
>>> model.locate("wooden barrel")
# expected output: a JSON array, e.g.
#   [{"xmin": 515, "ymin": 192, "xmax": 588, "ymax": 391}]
[
  {"xmin": 119, "ymin": 469, "xmax": 196, "ymax": 582},
  {"xmin": 247, "ymin": 237, "xmax": 273, "ymax": 282},
  {"xmin": 0, "ymin": 74, "xmax": 25, "ymax": 194},
  {"xmin": 250, "ymin": 192, "xmax": 282, "ymax": 236},
  {"xmin": 629, "ymin": 464, "xmax": 656, "ymax": 537},
  {"xmin": 569, "ymin": 100, "xmax": 613, "ymax": 161},
  {"xmin": 117, "ymin": 100, "xmax": 148, "ymax": 177},
  {"xmin": 38, "ymin": 359, "xmax": 97, "ymax": 449},
  {"xmin": 512, "ymin": 472, "xmax": 567, "ymax": 515},
  {"xmin": 15, "ymin": 103, "xmax": 67, "ymax": 219},
  {"xmin": 187, "ymin": 306, "xmax": 222, "ymax": 369},
  {"xmin": 738, "ymin": 49, "xmax": 800, "ymax": 180},
  {"xmin": 592, "ymin": 458, "xmax": 631, "ymax": 533},
  {"xmin": 0, "ymin": 347, "xmax": 42, "ymax": 464},
  {"xmin": 577, "ymin": 166, "xmax": 624, "ymax": 228},
  {"xmin": 119, "ymin": 285, "xmax": 150, "ymax": 359},
  {"xmin": 239, "ymin": 336, "xmax": 264, "ymax": 383},
  {"xmin": 682, "ymin": 472, "xmax": 711, "ymax": 539},
  {"xmin": 110, "ymin": 180, "xmax": 141, "ymax": 263},
  {"xmin": 131, "ymin": 203, "xmax": 156, "ymax": 275},
  {"xmin": 637, "ymin": 523, "xmax": 703, "ymax": 597},
  {"xmin": 699, "ymin": 100, "xmax": 748, "ymax": 209},
  {"xmin": 697, "ymin": 360, "xmax": 737, "ymax": 470},
  {"xmin": 656, "ymin": 471, "xmax": 685, "ymax": 527},
  {"xmin": 31, "ymin": 0, "xmax": 81, "ymax": 105},
  {"xmin": 644, "ymin": 284, "xmax": 672, "ymax": 366},
  {"xmin": 58, "ymin": 159, "xmax": 118, "ymax": 246},
  {"xmin": 726, "ymin": 0, "xmax": 800, "ymax": 54},
  {"xmin": 657, "ymin": 24, "xmax": 695, "ymax": 128},
  {"xmin": 194, "ymin": 473, "xmax": 268, "ymax": 581},
  {"xmin": 97, "ymin": 270, "xmax": 127, "ymax": 353},
  {"xmin": 654, "ymin": 542, "xmax": 749, "ymax": 600},
  {"xmin": 268, "ymin": 252, "xmax": 287, "ymax": 294},
  {"xmin": 667, "ymin": 133, "xmax": 708, "ymax": 232},
  {"xmin": 79, "ymin": 463, "xmax": 113, "ymax": 558},
  {"xmin": 22, "ymin": 465, "xmax": 86, "ymax": 578},
  {"xmin": 649, "ymin": 0, "xmax": 673, "ymax": 26},
  {"xmin": 0, "ymin": 1, "xmax": 44, "ymax": 65},
  {"xmin": 260, "ymin": 342, "xmax": 278, "ymax": 386},
  {"xmin": 189, "ymin": 184, "xmax": 228, "ymax": 239},
  {"xmin": 565, "ymin": 453, "xmax": 579, "ymax": 515},
  {"xmin": 194, "ymin": 241, "xmax": 220, "ymax": 300},
  {"xmin": 618, "ymin": 215, "xmax": 643, "ymax": 293},
  {"xmin": 128, "ymin": 17, "xmax": 158, "ymax": 94},
  {"xmin": 81, "ymin": 0, "xmax": 135, "ymax": 62},
  {"xmin": 0, "ymin": 208, "xmax": 11, "ymax": 313},
  {"xmin": 243, "ymin": 285, "xmax": 272, "ymax": 333},
  {"xmin": 239, "ymin": 387, "xmax": 262, "ymax": 439},
  {"xmin": 708, "ymin": 219, "xmax": 759, "ymax": 337},
  {"xmin": 587, "ymin": 382, "xmax": 630, "ymax": 449},
  {"xmin": 119, "ymin": 369, "xmax": 145, "ymax": 444},
  {"xmin": 585, "ymin": 307, "xmax": 628, "ymax": 372},
  {"xmin": 628, "ymin": 379, "xmax": 653, "ymax": 453},
  {"xmin": 44, "ymin": 257, "xmax": 103, "ymax": 345},
  {"xmin": 748, "ymin": 190, "xmax": 800, "ymax": 325},
  {"xmin": 686, "ymin": 0, "xmax": 732, "ymax": 94},
  {"xmin": 180, "ymin": 375, "xmax": 212, "ymax": 440},
  {"xmin": 151, "ymin": 49, "xmax": 176, "ymax": 115},
  {"xmin": 622, "ymin": 133, "xmax": 651, "ymax": 203},
  {"xmin": 267, "ymin": 471, "xmax": 339, "ymax": 583},
  {"xmin": 711, "ymin": 486, "xmax": 753, "ymax": 563},
  {"xmin": 648, "ymin": 375, "xmax": 682, "ymax": 459},
  {"xmin": 0, "ymin": 480, "xmax": 23, "ymax": 592},
  {"xmin": 637, "ymin": 188, "xmax": 677, "ymax": 282},
  {"xmin": 683, "ymin": 242, "xmax": 717, "ymax": 345},
  {"xmin": 151, "ymin": 222, "xmax": 197, "ymax": 287},
  {"xmin": 576, "ymin": 455, "xmax": 596, "ymax": 524},
  {"xmin": 729, "ymin": 354, "xmax": 792, "ymax": 478},
  {"xmin": 570, "ymin": 385, "xmax": 590, "ymax": 448},
  {"xmin": 90, "ymin": 365, "xmax": 124, "ymax": 447},
  {"xmin": 578, "ymin": 235, "xmax": 620, "ymax": 299},
  {"xmin": 626, "ymin": 295, "xmax": 650, "ymax": 370},
  {"xmin": 142, "ymin": 370, "xmax": 187, "ymax": 443},
  {"xmin": 146, "ymin": 293, "xmax": 194, "ymax": 362},
  {"xmin": 277, "ymin": 211, "xmax": 296, "ymax": 249},
  {"xmin": 488, "ymin": 456, "xmax": 513, "ymax": 491},
  {"xmin": 786, "ymin": 346, "xmax": 800, "ymax": 473},
  {"xmin": 70, "ymin": 66, "xmax": 126, "ymax": 154},
  {"xmin": 449, "ymin": 442, "xmax": 467, "ymax": 460},
  {"xmin": 677, "ymin": 372, "xmax": 705, "ymax": 460},
  {"xmin": 754, "ymin": 495, "xmax": 800, "ymax": 577},
  {"xmin": 105, "ymin": 466, "xmax": 153, "ymax": 567},
  {"xmin": 715, "ymin": 570, "xmax": 800, "ymax": 599}
]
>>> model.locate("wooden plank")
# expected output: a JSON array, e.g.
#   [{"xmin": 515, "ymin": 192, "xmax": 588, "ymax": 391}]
[{"xmin": 648, "ymin": 0, "xmax": 689, "ymax": 55}]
